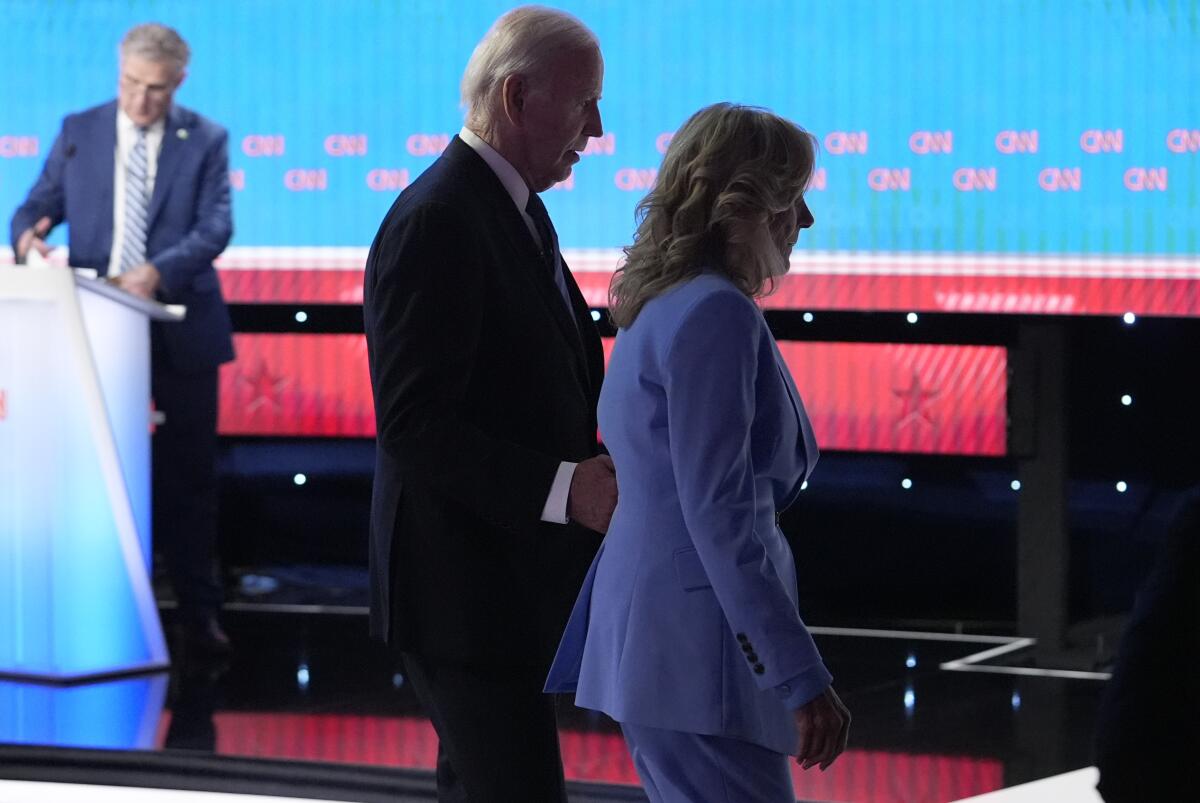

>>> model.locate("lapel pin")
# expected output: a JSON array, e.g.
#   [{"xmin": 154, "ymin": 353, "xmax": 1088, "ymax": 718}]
[{"xmin": 176, "ymin": 128, "xmax": 188, "ymax": 140}]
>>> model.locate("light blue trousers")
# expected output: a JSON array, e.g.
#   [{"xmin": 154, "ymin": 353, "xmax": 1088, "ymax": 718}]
[{"xmin": 620, "ymin": 722, "xmax": 795, "ymax": 803}]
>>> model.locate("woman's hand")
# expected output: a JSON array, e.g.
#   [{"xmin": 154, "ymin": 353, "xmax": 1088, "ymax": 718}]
[{"xmin": 794, "ymin": 685, "xmax": 851, "ymax": 770}]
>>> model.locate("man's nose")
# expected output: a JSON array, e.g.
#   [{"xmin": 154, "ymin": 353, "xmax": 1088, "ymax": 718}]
[
  {"xmin": 798, "ymin": 199, "xmax": 815, "ymax": 229},
  {"xmin": 585, "ymin": 104, "xmax": 603, "ymax": 139}
]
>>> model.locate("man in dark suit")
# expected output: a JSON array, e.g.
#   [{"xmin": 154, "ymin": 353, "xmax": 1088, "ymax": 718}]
[
  {"xmin": 362, "ymin": 6, "xmax": 615, "ymax": 801},
  {"xmin": 10, "ymin": 23, "xmax": 234, "ymax": 655}
]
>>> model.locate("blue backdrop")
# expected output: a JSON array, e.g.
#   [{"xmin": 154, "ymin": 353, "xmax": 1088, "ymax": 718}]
[{"xmin": 1, "ymin": 0, "xmax": 1195, "ymax": 256}]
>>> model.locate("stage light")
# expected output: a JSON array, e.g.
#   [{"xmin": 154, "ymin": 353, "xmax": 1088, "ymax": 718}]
[
  {"xmin": 1116, "ymin": 481, "xmax": 1128, "ymax": 493},
  {"xmin": 294, "ymin": 473, "xmax": 307, "ymax": 486},
  {"xmin": 1011, "ymin": 480, "xmax": 1021, "ymax": 491},
  {"xmin": 901, "ymin": 478, "xmax": 913, "ymax": 489},
  {"xmin": 800, "ymin": 480, "xmax": 808, "ymax": 490},
  {"xmin": 297, "ymin": 664, "xmax": 310, "ymax": 690},
  {"xmin": 1011, "ymin": 690, "xmax": 1022, "ymax": 710},
  {"xmin": 905, "ymin": 653, "xmax": 917, "ymax": 669},
  {"xmin": 906, "ymin": 312, "xmax": 919, "ymax": 324},
  {"xmin": 904, "ymin": 687, "xmax": 916, "ymax": 712},
  {"xmin": 1123, "ymin": 312, "xmax": 1136, "ymax": 325},
  {"xmin": 1120, "ymin": 394, "xmax": 1132, "ymax": 406},
  {"xmin": 590, "ymin": 310, "xmax": 601, "ymax": 322},
  {"xmin": 294, "ymin": 310, "xmax": 308, "ymax": 323},
  {"xmin": 803, "ymin": 312, "xmax": 814, "ymax": 323},
  {"xmin": 392, "ymin": 673, "xmax": 405, "ymax": 689}
]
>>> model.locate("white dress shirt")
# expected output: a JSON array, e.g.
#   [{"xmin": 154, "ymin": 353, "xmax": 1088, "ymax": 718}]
[
  {"xmin": 107, "ymin": 110, "xmax": 165, "ymax": 276},
  {"xmin": 458, "ymin": 126, "xmax": 578, "ymax": 525}
]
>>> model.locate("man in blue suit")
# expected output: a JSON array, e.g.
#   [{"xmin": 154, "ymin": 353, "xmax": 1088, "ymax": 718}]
[{"xmin": 10, "ymin": 23, "xmax": 235, "ymax": 655}]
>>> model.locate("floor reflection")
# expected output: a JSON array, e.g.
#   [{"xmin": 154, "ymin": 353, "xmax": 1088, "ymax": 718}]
[{"xmin": 0, "ymin": 612, "xmax": 1109, "ymax": 803}]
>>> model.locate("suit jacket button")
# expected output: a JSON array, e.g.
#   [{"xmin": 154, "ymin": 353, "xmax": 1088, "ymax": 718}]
[
  {"xmin": 753, "ymin": 664, "xmax": 765, "ymax": 675},
  {"xmin": 741, "ymin": 643, "xmax": 753, "ymax": 653},
  {"xmin": 736, "ymin": 633, "xmax": 748, "ymax": 643},
  {"xmin": 747, "ymin": 653, "xmax": 759, "ymax": 663}
]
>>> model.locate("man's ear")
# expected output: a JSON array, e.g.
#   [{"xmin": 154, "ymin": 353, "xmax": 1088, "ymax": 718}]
[
  {"xmin": 173, "ymin": 69, "xmax": 188, "ymax": 91},
  {"xmin": 500, "ymin": 73, "xmax": 526, "ymax": 127}
]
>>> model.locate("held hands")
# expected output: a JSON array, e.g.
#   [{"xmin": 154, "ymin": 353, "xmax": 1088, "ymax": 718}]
[
  {"xmin": 15, "ymin": 216, "xmax": 53, "ymax": 263},
  {"xmin": 794, "ymin": 685, "xmax": 851, "ymax": 771},
  {"xmin": 112, "ymin": 262, "xmax": 162, "ymax": 300},
  {"xmin": 567, "ymin": 454, "xmax": 617, "ymax": 533}
]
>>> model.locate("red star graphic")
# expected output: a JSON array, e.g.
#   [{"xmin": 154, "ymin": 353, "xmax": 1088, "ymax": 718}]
[
  {"xmin": 239, "ymin": 359, "xmax": 291, "ymax": 413},
  {"xmin": 893, "ymin": 369, "xmax": 941, "ymax": 431}
]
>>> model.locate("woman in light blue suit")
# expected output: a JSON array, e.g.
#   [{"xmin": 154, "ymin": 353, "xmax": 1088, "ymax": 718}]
[{"xmin": 546, "ymin": 104, "xmax": 850, "ymax": 801}]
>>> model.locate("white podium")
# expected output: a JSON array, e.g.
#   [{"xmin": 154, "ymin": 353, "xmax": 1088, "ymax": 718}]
[{"xmin": 0, "ymin": 267, "xmax": 183, "ymax": 682}]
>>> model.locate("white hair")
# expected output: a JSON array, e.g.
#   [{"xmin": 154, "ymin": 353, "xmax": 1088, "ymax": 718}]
[
  {"xmin": 460, "ymin": 5, "xmax": 598, "ymax": 128},
  {"xmin": 120, "ymin": 23, "xmax": 190, "ymax": 76}
]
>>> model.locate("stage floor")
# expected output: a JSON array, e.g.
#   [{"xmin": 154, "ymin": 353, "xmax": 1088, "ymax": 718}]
[{"xmin": 0, "ymin": 609, "xmax": 1109, "ymax": 803}]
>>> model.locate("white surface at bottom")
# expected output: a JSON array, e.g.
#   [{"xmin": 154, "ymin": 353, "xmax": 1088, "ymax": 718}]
[
  {"xmin": 0, "ymin": 779, "xmax": 358, "ymax": 803},
  {"xmin": 952, "ymin": 767, "xmax": 1103, "ymax": 802}
]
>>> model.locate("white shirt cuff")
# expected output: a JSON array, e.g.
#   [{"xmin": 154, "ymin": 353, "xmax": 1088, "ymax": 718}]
[{"xmin": 540, "ymin": 461, "xmax": 577, "ymax": 524}]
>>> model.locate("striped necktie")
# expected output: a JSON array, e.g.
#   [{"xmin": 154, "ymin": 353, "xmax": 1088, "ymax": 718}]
[{"xmin": 119, "ymin": 127, "xmax": 149, "ymax": 274}]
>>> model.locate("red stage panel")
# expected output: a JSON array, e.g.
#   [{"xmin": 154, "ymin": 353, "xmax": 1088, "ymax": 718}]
[
  {"xmin": 776, "ymin": 341, "xmax": 1007, "ymax": 456},
  {"xmin": 156, "ymin": 711, "xmax": 1004, "ymax": 802},
  {"xmin": 219, "ymin": 333, "xmax": 374, "ymax": 437},
  {"xmin": 213, "ymin": 248, "xmax": 1200, "ymax": 317},
  {"xmin": 221, "ymin": 335, "xmax": 1006, "ymax": 456}
]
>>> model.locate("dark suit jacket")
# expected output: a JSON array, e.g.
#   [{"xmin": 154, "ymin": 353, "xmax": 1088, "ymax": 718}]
[
  {"xmin": 10, "ymin": 100, "xmax": 234, "ymax": 371},
  {"xmin": 1093, "ymin": 489, "xmax": 1199, "ymax": 802},
  {"xmin": 363, "ymin": 136, "xmax": 605, "ymax": 671}
]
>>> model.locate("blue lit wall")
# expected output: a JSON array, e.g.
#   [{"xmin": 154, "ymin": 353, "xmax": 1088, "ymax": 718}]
[{"xmin": 0, "ymin": 0, "xmax": 1195, "ymax": 257}]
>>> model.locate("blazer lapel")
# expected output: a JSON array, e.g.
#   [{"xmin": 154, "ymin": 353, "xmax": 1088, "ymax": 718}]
[
  {"xmin": 445, "ymin": 139, "xmax": 592, "ymax": 391},
  {"xmin": 563, "ymin": 257, "xmax": 602, "ymax": 395},
  {"xmin": 89, "ymin": 103, "xmax": 118, "ymax": 269},
  {"xmin": 772, "ymin": 338, "xmax": 819, "ymax": 510},
  {"xmin": 147, "ymin": 105, "xmax": 186, "ymax": 229}
]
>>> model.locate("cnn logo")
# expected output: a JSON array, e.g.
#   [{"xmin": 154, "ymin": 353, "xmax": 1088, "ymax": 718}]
[
  {"xmin": 0, "ymin": 136, "xmax": 38, "ymax": 158},
  {"xmin": 325, "ymin": 134, "xmax": 368, "ymax": 157},
  {"xmin": 996, "ymin": 130, "xmax": 1038, "ymax": 154},
  {"xmin": 867, "ymin": 168, "xmax": 910, "ymax": 191},
  {"xmin": 1124, "ymin": 168, "xmax": 1167, "ymax": 192},
  {"xmin": 1080, "ymin": 129, "xmax": 1123, "ymax": 153},
  {"xmin": 953, "ymin": 168, "xmax": 996, "ymax": 191},
  {"xmin": 615, "ymin": 168, "xmax": 657, "ymax": 191},
  {"xmin": 407, "ymin": 134, "xmax": 450, "ymax": 156},
  {"xmin": 242, "ymin": 135, "xmax": 285, "ymax": 157},
  {"xmin": 910, "ymin": 131, "xmax": 953, "ymax": 154},
  {"xmin": 366, "ymin": 168, "xmax": 410, "ymax": 192},
  {"xmin": 1038, "ymin": 168, "xmax": 1081, "ymax": 192},
  {"xmin": 1166, "ymin": 129, "xmax": 1200, "ymax": 153},
  {"xmin": 284, "ymin": 169, "xmax": 328, "ymax": 191},
  {"xmin": 825, "ymin": 131, "xmax": 868, "ymax": 155}
]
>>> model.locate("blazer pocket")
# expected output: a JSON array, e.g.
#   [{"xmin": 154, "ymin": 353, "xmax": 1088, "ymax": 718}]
[{"xmin": 673, "ymin": 547, "xmax": 712, "ymax": 591}]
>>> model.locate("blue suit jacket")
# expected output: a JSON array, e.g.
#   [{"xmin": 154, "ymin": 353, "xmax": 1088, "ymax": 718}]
[
  {"xmin": 546, "ymin": 272, "xmax": 831, "ymax": 755},
  {"xmin": 10, "ymin": 100, "xmax": 234, "ymax": 370}
]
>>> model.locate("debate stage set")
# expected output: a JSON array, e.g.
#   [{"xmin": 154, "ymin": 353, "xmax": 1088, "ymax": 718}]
[{"xmin": 1, "ymin": 1, "xmax": 1196, "ymax": 801}]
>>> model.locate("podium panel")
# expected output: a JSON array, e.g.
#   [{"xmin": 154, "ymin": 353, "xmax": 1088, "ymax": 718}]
[{"xmin": 0, "ymin": 268, "xmax": 178, "ymax": 682}]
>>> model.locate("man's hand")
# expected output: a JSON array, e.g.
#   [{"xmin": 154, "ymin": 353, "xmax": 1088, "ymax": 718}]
[
  {"xmin": 566, "ymin": 454, "xmax": 617, "ymax": 533},
  {"xmin": 794, "ymin": 685, "xmax": 851, "ymax": 771},
  {"xmin": 15, "ymin": 216, "xmax": 53, "ymax": 264},
  {"xmin": 113, "ymin": 262, "xmax": 161, "ymax": 299}
]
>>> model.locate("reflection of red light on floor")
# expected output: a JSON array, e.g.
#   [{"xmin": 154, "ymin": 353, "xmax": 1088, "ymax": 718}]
[{"xmin": 157, "ymin": 712, "xmax": 1003, "ymax": 801}]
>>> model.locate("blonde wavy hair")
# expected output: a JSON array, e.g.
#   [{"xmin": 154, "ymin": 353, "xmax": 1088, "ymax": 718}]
[{"xmin": 609, "ymin": 103, "xmax": 817, "ymax": 328}]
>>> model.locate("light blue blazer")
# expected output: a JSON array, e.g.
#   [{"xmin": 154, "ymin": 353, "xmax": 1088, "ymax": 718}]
[{"xmin": 546, "ymin": 272, "xmax": 832, "ymax": 756}]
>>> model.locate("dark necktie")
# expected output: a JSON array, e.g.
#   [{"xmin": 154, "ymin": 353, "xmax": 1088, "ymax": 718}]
[
  {"xmin": 524, "ymin": 191, "xmax": 558, "ymax": 276},
  {"xmin": 524, "ymin": 191, "xmax": 575, "ymax": 320}
]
